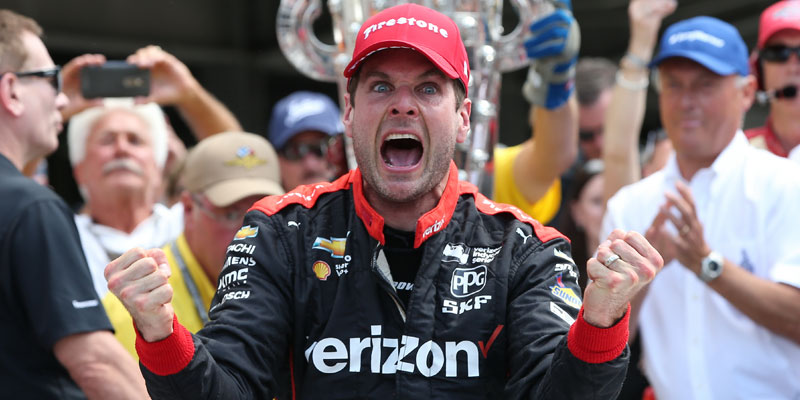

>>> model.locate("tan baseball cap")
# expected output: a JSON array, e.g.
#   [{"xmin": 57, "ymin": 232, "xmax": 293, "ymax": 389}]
[{"xmin": 182, "ymin": 131, "xmax": 284, "ymax": 207}]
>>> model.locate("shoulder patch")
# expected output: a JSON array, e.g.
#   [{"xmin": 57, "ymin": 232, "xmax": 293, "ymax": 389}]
[
  {"xmin": 250, "ymin": 171, "xmax": 354, "ymax": 216},
  {"xmin": 471, "ymin": 190, "xmax": 566, "ymax": 243}
]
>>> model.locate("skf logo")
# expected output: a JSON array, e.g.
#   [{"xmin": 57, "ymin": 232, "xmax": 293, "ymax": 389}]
[
  {"xmin": 549, "ymin": 273, "xmax": 582, "ymax": 309},
  {"xmin": 226, "ymin": 146, "xmax": 266, "ymax": 169},
  {"xmin": 234, "ymin": 225, "xmax": 259, "ymax": 240},
  {"xmin": 312, "ymin": 237, "xmax": 347, "ymax": 258},
  {"xmin": 442, "ymin": 243, "xmax": 470, "ymax": 264},
  {"xmin": 312, "ymin": 261, "xmax": 331, "ymax": 281},
  {"xmin": 451, "ymin": 265, "xmax": 487, "ymax": 298}
]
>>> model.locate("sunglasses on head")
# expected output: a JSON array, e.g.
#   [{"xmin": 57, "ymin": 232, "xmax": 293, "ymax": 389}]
[
  {"xmin": 760, "ymin": 45, "xmax": 800, "ymax": 63},
  {"xmin": 279, "ymin": 137, "xmax": 335, "ymax": 161}
]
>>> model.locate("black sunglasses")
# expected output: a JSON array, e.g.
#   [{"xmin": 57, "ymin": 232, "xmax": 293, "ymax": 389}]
[
  {"xmin": 3, "ymin": 66, "xmax": 62, "ymax": 94},
  {"xmin": 279, "ymin": 137, "xmax": 335, "ymax": 161},
  {"xmin": 579, "ymin": 130, "xmax": 601, "ymax": 142},
  {"xmin": 760, "ymin": 45, "xmax": 800, "ymax": 63}
]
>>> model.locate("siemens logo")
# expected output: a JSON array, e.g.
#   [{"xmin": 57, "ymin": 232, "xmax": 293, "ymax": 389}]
[{"xmin": 305, "ymin": 325, "xmax": 496, "ymax": 378}]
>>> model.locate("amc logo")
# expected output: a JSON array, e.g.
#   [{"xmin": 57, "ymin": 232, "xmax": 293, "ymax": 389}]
[{"xmin": 450, "ymin": 265, "xmax": 487, "ymax": 298}]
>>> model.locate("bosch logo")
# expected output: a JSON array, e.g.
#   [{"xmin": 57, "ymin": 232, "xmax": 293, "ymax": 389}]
[{"xmin": 451, "ymin": 265, "xmax": 487, "ymax": 298}]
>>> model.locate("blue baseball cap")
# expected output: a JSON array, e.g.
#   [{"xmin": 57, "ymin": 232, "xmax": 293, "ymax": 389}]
[
  {"xmin": 268, "ymin": 91, "xmax": 344, "ymax": 150},
  {"xmin": 650, "ymin": 16, "xmax": 749, "ymax": 76}
]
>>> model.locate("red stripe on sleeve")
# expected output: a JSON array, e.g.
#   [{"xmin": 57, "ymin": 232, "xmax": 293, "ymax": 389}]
[
  {"xmin": 566, "ymin": 305, "xmax": 629, "ymax": 364},
  {"xmin": 135, "ymin": 314, "xmax": 196, "ymax": 376}
]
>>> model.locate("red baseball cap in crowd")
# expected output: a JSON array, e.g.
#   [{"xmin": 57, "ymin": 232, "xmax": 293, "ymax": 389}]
[
  {"xmin": 343, "ymin": 3, "xmax": 470, "ymax": 96},
  {"xmin": 758, "ymin": 0, "xmax": 800, "ymax": 48}
]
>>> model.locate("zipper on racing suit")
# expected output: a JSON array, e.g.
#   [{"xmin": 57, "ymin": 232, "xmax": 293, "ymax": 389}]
[{"xmin": 370, "ymin": 243, "xmax": 407, "ymax": 322}]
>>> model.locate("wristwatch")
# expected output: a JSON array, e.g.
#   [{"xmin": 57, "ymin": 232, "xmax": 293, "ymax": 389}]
[{"xmin": 699, "ymin": 251, "xmax": 724, "ymax": 282}]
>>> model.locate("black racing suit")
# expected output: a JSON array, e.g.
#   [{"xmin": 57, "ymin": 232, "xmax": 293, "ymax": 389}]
[{"xmin": 138, "ymin": 164, "xmax": 629, "ymax": 399}]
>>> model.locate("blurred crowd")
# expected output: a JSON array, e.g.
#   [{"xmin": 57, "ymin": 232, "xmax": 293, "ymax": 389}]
[{"xmin": 1, "ymin": 0, "xmax": 799, "ymax": 399}]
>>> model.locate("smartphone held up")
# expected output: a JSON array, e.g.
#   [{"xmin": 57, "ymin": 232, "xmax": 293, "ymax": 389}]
[{"xmin": 81, "ymin": 61, "xmax": 150, "ymax": 99}]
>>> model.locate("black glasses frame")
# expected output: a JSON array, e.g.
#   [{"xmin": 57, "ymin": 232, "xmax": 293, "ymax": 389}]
[
  {"xmin": 2, "ymin": 66, "xmax": 62, "ymax": 93},
  {"xmin": 760, "ymin": 45, "xmax": 800, "ymax": 63}
]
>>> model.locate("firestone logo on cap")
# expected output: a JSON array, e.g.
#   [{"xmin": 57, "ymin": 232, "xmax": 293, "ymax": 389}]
[
  {"xmin": 362, "ymin": 16, "xmax": 450, "ymax": 40},
  {"xmin": 344, "ymin": 4, "xmax": 470, "ymax": 97}
]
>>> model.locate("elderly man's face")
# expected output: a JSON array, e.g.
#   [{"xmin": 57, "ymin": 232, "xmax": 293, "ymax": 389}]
[
  {"xmin": 74, "ymin": 109, "xmax": 162, "ymax": 203},
  {"xmin": 658, "ymin": 58, "xmax": 754, "ymax": 165}
]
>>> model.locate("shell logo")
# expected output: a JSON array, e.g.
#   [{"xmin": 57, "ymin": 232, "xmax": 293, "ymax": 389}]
[{"xmin": 312, "ymin": 261, "xmax": 331, "ymax": 281}]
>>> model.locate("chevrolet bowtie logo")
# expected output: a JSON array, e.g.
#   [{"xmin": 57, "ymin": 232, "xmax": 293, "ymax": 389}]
[{"xmin": 312, "ymin": 237, "xmax": 347, "ymax": 258}]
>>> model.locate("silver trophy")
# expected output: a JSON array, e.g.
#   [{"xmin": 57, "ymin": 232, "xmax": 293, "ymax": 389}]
[{"xmin": 277, "ymin": 0, "xmax": 553, "ymax": 194}]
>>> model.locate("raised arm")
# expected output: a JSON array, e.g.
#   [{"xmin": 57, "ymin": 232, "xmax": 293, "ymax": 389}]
[
  {"xmin": 603, "ymin": 0, "xmax": 676, "ymax": 202},
  {"xmin": 515, "ymin": 0, "xmax": 580, "ymax": 203},
  {"xmin": 127, "ymin": 45, "xmax": 242, "ymax": 139}
]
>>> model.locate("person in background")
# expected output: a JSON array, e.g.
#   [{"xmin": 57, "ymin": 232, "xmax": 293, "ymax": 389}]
[
  {"xmin": 492, "ymin": 0, "xmax": 579, "ymax": 226},
  {"xmin": 0, "ymin": 9, "xmax": 147, "ymax": 398},
  {"xmin": 747, "ymin": 0, "xmax": 800, "ymax": 158},
  {"xmin": 65, "ymin": 45, "xmax": 243, "ymax": 297},
  {"xmin": 604, "ymin": 16, "xmax": 800, "ymax": 399},
  {"xmin": 103, "ymin": 131, "xmax": 284, "ymax": 359},
  {"xmin": 267, "ymin": 91, "xmax": 345, "ymax": 191},
  {"xmin": 558, "ymin": 159, "xmax": 605, "ymax": 291},
  {"xmin": 68, "ymin": 99, "xmax": 180, "ymax": 297}
]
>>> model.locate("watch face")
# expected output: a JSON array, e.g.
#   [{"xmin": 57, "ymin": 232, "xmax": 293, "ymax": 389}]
[
  {"xmin": 708, "ymin": 260, "xmax": 720, "ymax": 272},
  {"xmin": 701, "ymin": 252, "xmax": 724, "ymax": 282}
]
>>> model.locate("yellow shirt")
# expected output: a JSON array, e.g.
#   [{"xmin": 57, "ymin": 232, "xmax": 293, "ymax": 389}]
[
  {"xmin": 493, "ymin": 144, "xmax": 561, "ymax": 225},
  {"xmin": 102, "ymin": 234, "xmax": 215, "ymax": 360}
]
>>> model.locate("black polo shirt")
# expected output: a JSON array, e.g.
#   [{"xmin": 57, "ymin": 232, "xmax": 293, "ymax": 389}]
[{"xmin": 0, "ymin": 154, "xmax": 111, "ymax": 399}]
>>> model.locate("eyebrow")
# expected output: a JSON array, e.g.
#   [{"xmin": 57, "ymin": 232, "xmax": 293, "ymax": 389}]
[{"xmin": 363, "ymin": 68, "xmax": 448, "ymax": 82}]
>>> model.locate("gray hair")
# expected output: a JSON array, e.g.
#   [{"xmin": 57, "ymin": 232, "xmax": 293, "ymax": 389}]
[{"xmin": 67, "ymin": 98, "xmax": 168, "ymax": 168}]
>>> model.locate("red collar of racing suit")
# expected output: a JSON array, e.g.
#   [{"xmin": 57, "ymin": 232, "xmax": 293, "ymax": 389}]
[{"xmin": 251, "ymin": 160, "xmax": 564, "ymax": 248}]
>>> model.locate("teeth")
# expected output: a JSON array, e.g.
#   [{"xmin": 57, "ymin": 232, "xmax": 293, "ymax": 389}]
[{"xmin": 385, "ymin": 133, "xmax": 419, "ymax": 142}]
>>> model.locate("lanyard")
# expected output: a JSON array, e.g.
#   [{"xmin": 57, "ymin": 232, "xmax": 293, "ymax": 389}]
[{"xmin": 170, "ymin": 241, "xmax": 209, "ymax": 325}]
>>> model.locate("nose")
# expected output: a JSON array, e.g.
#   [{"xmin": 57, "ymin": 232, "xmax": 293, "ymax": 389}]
[
  {"xmin": 55, "ymin": 92, "xmax": 69, "ymax": 110},
  {"xmin": 390, "ymin": 86, "xmax": 419, "ymax": 118},
  {"xmin": 300, "ymin": 149, "xmax": 327, "ymax": 170}
]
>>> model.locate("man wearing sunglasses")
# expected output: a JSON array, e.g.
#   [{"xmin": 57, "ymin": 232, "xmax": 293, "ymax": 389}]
[
  {"xmin": 746, "ymin": 0, "xmax": 800, "ymax": 159},
  {"xmin": 268, "ymin": 91, "xmax": 345, "ymax": 191},
  {"xmin": 0, "ymin": 9, "xmax": 147, "ymax": 399}
]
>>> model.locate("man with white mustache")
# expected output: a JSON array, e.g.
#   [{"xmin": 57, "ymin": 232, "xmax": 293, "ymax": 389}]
[{"xmin": 68, "ymin": 100, "xmax": 180, "ymax": 297}]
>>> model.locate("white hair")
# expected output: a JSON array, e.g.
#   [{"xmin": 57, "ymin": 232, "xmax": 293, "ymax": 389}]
[{"xmin": 67, "ymin": 98, "xmax": 169, "ymax": 168}]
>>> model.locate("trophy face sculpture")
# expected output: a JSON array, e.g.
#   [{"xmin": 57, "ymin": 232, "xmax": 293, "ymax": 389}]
[{"xmin": 277, "ymin": 0, "xmax": 553, "ymax": 195}]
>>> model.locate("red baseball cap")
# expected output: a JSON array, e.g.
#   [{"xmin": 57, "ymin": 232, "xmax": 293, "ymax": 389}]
[
  {"xmin": 758, "ymin": 0, "xmax": 800, "ymax": 48},
  {"xmin": 343, "ymin": 4, "xmax": 470, "ymax": 96}
]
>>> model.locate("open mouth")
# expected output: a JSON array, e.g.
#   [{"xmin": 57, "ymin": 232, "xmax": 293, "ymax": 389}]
[{"xmin": 381, "ymin": 134, "xmax": 423, "ymax": 169}]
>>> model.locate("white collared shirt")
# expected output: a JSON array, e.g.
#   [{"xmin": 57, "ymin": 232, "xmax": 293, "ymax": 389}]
[
  {"xmin": 75, "ymin": 202, "xmax": 183, "ymax": 297},
  {"xmin": 789, "ymin": 144, "xmax": 800, "ymax": 165},
  {"xmin": 602, "ymin": 131, "xmax": 800, "ymax": 400}
]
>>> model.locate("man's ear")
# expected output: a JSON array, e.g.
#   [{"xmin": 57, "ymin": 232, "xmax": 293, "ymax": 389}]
[
  {"xmin": 343, "ymin": 93, "xmax": 354, "ymax": 138},
  {"xmin": 741, "ymin": 74, "xmax": 758, "ymax": 112},
  {"xmin": 0, "ymin": 74, "xmax": 25, "ymax": 117},
  {"xmin": 456, "ymin": 98, "xmax": 471, "ymax": 144}
]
